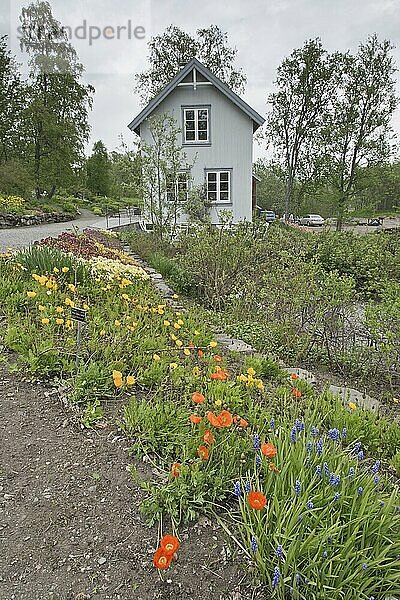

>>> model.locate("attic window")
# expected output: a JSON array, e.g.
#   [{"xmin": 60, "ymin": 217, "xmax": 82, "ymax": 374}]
[{"xmin": 184, "ymin": 108, "xmax": 209, "ymax": 143}]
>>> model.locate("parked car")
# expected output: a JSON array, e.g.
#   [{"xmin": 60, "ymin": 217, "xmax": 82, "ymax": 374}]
[
  {"xmin": 260, "ymin": 210, "xmax": 276, "ymax": 223},
  {"xmin": 299, "ymin": 214, "xmax": 325, "ymax": 227}
]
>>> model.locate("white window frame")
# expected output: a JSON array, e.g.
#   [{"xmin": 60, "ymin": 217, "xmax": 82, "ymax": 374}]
[
  {"xmin": 206, "ymin": 170, "xmax": 231, "ymax": 204},
  {"xmin": 166, "ymin": 171, "xmax": 190, "ymax": 204},
  {"xmin": 183, "ymin": 107, "xmax": 209, "ymax": 144}
]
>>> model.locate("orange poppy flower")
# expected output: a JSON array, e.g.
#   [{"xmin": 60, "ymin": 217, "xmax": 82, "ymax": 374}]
[
  {"xmin": 171, "ymin": 463, "xmax": 181, "ymax": 478},
  {"xmin": 291, "ymin": 372, "xmax": 298, "ymax": 380},
  {"xmin": 248, "ymin": 491, "xmax": 267, "ymax": 510},
  {"xmin": 210, "ymin": 368, "xmax": 229, "ymax": 381},
  {"xmin": 198, "ymin": 445, "xmax": 209, "ymax": 460},
  {"xmin": 188, "ymin": 342, "xmax": 195, "ymax": 349},
  {"xmin": 234, "ymin": 416, "xmax": 248, "ymax": 428},
  {"xmin": 203, "ymin": 429, "xmax": 215, "ymax": 445},
  {"xmin": 197, "ymin": 349, "xmax": 204, "ymax": 358},
  {"xmin": 292, "ymin": 388, "xmax": 302, "ymax": 398},
  {"xmin": 207, "ymin": 411, "xmax": 222, "ymax": 428},
  {"xmin": 153, "ymin": 547, "xmax": 173, "ymax": 569},
  {"xmin": 189, "ymin": 415, "xmax": 202, "ymax": 424},
  {"xmin": 217, "ymin": 410, "xmax": 233, "ymax": 427},
  {"xmin": 261, "ymin": 442, "xmax": 277, "ymax": 458},
  {"xmin": 214, "ymin": 355, "xmax": 222, "ymax": 363},
  {"xmin": 160, "ymin": 535, "xmax": 180, "ymax": 555},
  {"xmin": 192, "ymin": 392, "xmax": 205, "ymax": 404}
]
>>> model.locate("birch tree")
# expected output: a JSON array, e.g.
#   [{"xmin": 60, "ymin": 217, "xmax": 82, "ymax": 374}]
[{"xmin": 267, "ymin": 39, "xmax": 336, "ymax": 219}]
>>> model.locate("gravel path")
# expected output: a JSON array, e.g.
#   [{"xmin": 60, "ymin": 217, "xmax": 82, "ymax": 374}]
[{"xmin": 0, "ymin": 210, "xmax": 140, "ymax": 253}]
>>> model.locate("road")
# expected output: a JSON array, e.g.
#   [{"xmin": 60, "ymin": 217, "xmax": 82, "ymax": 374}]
[{"xmin": 0, "ymin": 209, "xmax": 138, "ymax": 253}]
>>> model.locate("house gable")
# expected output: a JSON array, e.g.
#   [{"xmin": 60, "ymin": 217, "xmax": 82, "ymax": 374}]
[{"xmin": 128, "ymin": 58, "xmax": 265, "ymax": 135}]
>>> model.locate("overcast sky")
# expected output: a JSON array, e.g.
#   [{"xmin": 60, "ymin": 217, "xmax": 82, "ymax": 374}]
[{"xmin": 2, "ymin": 0, "xmax": 400, "ymax": 159}]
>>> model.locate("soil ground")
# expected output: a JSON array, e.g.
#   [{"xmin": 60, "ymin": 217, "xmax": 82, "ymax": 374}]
[{"xmin": 0, "ymin": 364, "xmax": 258, "ymax": 600}]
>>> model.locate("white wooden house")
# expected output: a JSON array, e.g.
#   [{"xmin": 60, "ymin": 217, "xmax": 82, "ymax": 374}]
[{"xmin": 128, "ymin": 58, "xmax": 265, "ymax": 224}]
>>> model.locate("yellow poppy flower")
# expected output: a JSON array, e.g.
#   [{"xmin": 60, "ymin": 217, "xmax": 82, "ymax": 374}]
[
  {"xmin": 62, "ymin": 266, "xmax": 69, "ymax": 273},
  {"xmin": 163, "ymin": 320, "xmax": 170, "ymax": 327},
  {"xmin": 169, "ymin": 363, "xmax": 178, "ymax": 370},
  {"xmin": 53, "ymin": 267, "xmax": 59, "ymax": 274},
  {"xmin": 41, "ymin": 318, "xmax": 50, "ymax": 325},
  {"xmin": 215, "ymin": 399, "xmax": 222, "ymax": 407},
  {"xmin": 194, "ymin": 330, "xmax": 200, "ymax": 336},
  {"xmin": 55, "ymin": 306, "xmax": 64, "ymax": 314},
  {"xmin": 38, "ymin": 304, "xmax": 46, "ymax": 312},
  {"xmin": 183, "ymin": 348, "xmax": 191, "ymax": 356},
  {"xmin": 175, "ymin": 340, "xmax": 183, "ymax": 348},
  {"xmin": 349, "ymin": 402, "xmax": 357, "ymax": 411},
  {"xmin": 153, "ymin": 354, "xmax": 161, "ymax": 361},
  {"xmin": 68, "ymin": 284, "xmax": 75, "ymax": 292},
  {"xmin": 27, "ymin": 291, "xmax": 37, "ymax": 298},
  {"xmin": 209, "ymin": 341, "xmax": 217, "ymax": 348},
  {"xmin": 99, "ymin": 329, "xmax": 106, "ymax": 336},
  {"xmin": 65, "ymin": 319, "xmax": 72, "ymax": 328},
  {"xmin": 174, "ymin": 323, "xmax": 181, "ymax": 330},
  {"xmin": 126, "ymin": 375, "xmax": 136, "ymax": 385},
  {"xmin": 114, "ymin": 320, "xmax": 121, "ymax": 327},
  {"xmin": 192, "ymin": 366, "xmax": 200, "ymax": 376},
  {"xmin": 83, "ymin": 304, "xmax": 89, "ymax": 310},
  {"xmin": 247, "ymin": 367, "xmax": 256, "ymax": 376},
  {"xmin": 56, "ymin": 318, "xmax": 64, "ymax": 325},
  {"xmin": 122, "ymin": 294, "xmax": 130, "ymax": 301},
  {"xmin": 172, "ymin": 294, "xmax": 179, "ymax": 299}
]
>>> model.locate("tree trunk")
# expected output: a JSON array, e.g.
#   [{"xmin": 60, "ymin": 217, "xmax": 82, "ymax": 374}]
[{"xmin": 284, "ymin": 170, "xmax": 293, "ymax": 222}]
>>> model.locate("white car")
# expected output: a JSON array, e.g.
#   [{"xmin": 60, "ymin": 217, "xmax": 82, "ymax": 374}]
[{"xmin": 299, "ymin": 214, "xmax": 325, "ymax": 227}]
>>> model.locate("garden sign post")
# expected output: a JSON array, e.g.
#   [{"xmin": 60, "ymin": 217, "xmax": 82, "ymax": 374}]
[{"xmin": 71, "ymin": 307, "xmax": 87, "ymax": 372}]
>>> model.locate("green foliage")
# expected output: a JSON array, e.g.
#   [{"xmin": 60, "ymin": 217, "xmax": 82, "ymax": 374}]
[
  {"xmin": 234, "ymin": 424, "xmax": 399, "ymax": 598},
  {"xmin": 86, "ymin": 140, "xmax": 111, "ymax": 197},
  {"xmin": 135, "ymin": 24, "xmax": 246, "ymax": 103}
]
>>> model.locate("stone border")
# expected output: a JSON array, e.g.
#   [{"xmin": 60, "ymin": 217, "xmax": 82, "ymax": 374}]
[{"xmin": 0, "ymin": 211, "xmax": 77, "ymax": 229}]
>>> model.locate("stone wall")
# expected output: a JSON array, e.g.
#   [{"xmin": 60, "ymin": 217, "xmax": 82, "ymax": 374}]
[{"xmin": 0, "ymin": 212, "xmax": 76, "ymax": 229}]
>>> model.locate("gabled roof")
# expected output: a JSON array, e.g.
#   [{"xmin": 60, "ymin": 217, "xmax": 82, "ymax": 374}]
[{"xmin": 128, "ymin": 58, "xmax": 265, "ymax": 135}]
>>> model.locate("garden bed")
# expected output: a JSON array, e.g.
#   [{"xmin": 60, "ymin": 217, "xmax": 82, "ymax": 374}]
[{"xmin": 0, "ymin": 229, "xmax": 399, "ymax": 599}]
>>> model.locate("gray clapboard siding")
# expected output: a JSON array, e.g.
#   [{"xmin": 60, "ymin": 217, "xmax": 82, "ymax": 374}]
[{"xmin": 139, "ymin": 84, "xmax": 254, "ymax": 224}]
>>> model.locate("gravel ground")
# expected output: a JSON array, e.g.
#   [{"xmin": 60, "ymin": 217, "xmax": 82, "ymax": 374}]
[{"xmin": 0, "ymin": 211, "xmax": 140, "ymax": 253}]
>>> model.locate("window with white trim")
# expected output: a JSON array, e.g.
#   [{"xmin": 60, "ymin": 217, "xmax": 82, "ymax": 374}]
[
  {"xmin": 206, "ymin": 171, "xmax": 231, "ymax": 203},
  {"xmin": 184, "ymin": 108, "xmax": 209, "ymax": 143},
  {"xmin": 166, "ymin": 171, "xmax": 189, "ymax": 203}
]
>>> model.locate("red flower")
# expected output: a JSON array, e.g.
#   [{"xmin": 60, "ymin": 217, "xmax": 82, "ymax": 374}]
[
  {"xmin": 214, "ymin": 355, "xmax": 222, "ymax": 363},
  {"xmin": 197, "ymin": 349, "xmax": 204, "ymax": 357},
  {"xmin": 248, "ymin": 491, "xmax": 267, "ymax": 510},
  {"xmin": 261, "ymin": 442, "xmax": 277, "ymax": 458},
  {"xmin": 203, "ymin": 429, "xmax": 215, "ymax": 445},
  {"xmin": 160, "ymin": 535, "xmax": 180, "ymax": 555},
  {"xmin": 292, "ymin": 388, "xmax": 302, "ymax": 398},
  {"xmin": 217, "ymin": 410, "xmax": 233, "ymax": 427},
  {"xmin": 210, "ymin": 367, "xmax": 229, "ymax": 381},
  {"xmin": 153, "ymin": 547, "xmax": 173, "ymax": 569},
  {"xmin": 198, "ymin": 445, "xmax": 209, "ymax": 460},
  {"xmin": 171, "ymin": 463, "xmax": 181, "ymax": 478},
  {"xmin": 189, "ymin": 414, "xmax": 202, "ymax": 424},
  {"xmin": 192, "ymin": 392, "xmax": 205, "ymax": 404},
  {"xmin": 291, "ymin": 372, "xmax": 298, "ymax": 380},
  {"xmin": 207, "ymin": 411, "xmax": 222, "ymax": 428}
]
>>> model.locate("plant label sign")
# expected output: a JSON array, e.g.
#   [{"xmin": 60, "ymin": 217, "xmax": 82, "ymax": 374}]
[{"xmin": 71, "ymin": 307, "xmax": 87, "ymax": 323}]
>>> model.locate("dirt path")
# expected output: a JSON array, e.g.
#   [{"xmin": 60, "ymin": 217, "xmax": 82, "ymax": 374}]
[{"xmin": 0, "ymin": 366, "xmax": 252, "ymax": 600}]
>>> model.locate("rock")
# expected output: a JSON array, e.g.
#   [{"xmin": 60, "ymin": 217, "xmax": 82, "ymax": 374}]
[
  {"xmin": 97, "ymin": 557, "xmax": 107, "ymax": 565},
  {"xmin": 285, "ymin": 367, "xmax": 317, "ymax": 385},
  {"xmin": 328, "ymin": 385, "xmax": 379, "ymax": 412}
]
